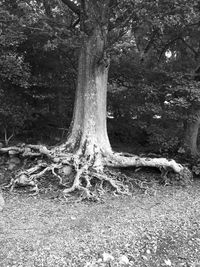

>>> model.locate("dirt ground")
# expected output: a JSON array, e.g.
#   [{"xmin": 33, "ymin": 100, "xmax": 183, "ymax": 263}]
[{"xmin": 1, "ymin": 175, "xmax": 200, "ymax": 267}]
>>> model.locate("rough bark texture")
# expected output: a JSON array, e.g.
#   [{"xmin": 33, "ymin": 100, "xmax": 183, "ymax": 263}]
[
  {"xmin": 62, "ymin": 28, "xmax": 111, "ymax": 158},
  {"xmin": 184, "ymin": 108, "xmax": 200, "ymax": 157}
]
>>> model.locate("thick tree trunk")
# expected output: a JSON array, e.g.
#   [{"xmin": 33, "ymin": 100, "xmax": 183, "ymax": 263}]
[
  {"xmin": 184, "ymin": 109, "xmax": 200, "ymax": 157},
  {"xmin": 61, "ymin": 28, "xmax": 112, "ymax": 158},
  {"xmin": 0, "ymin": 1, "xmax": 193, "ymax": 199}
]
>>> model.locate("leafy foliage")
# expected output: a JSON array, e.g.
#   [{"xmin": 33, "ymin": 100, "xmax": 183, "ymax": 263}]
[
  {"xmin": 0, "ymin": 0, "xmax": 200, "ymax": 158},
  {"xmin": 0, "ymin": 1, "xmax": 30, "ymax": 87}
]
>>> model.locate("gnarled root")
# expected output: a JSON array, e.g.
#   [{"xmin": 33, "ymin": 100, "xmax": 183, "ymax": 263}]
[
  {"xmin": 0, "ymin": 143, "xmax": 53, "ymax": 158},
  {"xmin": 6, "ymin": 162, "xmax": 70, "ymax": 194},
  {"xmin": 62, "ymin": 168, "xmax": 129, "ymax": 201},
  {"xmin": 1, "ymin": 143, "xmax": 193, "ymax": 199},
  {"xmin": 105, "ymin": 153, "xmax": 193, "ymax": 186}
]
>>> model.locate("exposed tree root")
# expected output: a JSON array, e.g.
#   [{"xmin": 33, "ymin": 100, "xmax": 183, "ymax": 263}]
[
  {"xmin": 106, "ymin": 152, "xmax": 183, "ymax": 172},
  {"xmin": 0, "ymin": 143, "xmax": 193, "ymax": 200},
  {"xmin": 105, "ymin": 152, "xmax": 193, "ymax": 185},
  {"xmin": 0, "ymin": 144, "xmax": 53, "ymax": 158},
  {"xmin": 91, "ymin": 171, "xmax": 130, "ymax": 195}
]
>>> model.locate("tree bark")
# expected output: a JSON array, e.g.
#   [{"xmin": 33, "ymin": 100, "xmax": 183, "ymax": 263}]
[
  {"xmin": 61, "ymin": 27, "xmax": 112, "ymax": 158},
  {"xmin": 184, "ymin": 108, "xmax": 200, "ymax": 157}
]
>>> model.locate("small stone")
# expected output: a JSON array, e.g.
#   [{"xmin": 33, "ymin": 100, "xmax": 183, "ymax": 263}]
[
  {"xmin": 17, "ymin": 174, "xmax": 31, "ymax": 185},
  {"xmin": 119, "ymin": 255, "xmax": 129, "ymax": 265},
  {"xmin": 62, "ymin": 166, "xmax": 72, "ymax": 176},
  {"xmin": 53, "ymin": 157, "xmax": 60, "ymax": 163},
  {"xmin": 102, "ymin": 252, "xmax": 114, "ymax": 262}
]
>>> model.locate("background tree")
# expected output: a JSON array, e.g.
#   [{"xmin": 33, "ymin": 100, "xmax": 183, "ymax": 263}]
[{"xmin": 108, "ymin": 0, "xmax": 200, "ymax": 157}]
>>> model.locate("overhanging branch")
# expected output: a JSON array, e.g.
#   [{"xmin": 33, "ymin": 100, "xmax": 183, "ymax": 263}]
[
  {"xmin": 143, "ymin": 29, "xmax": 158, "ymax": 54},
  {"xmin": 158, "ymin": 36, "xmax": 199, "ymax": 62},
  {"xmin": 179, "ymin": 37, "xmax": 198, "ymax": 57}
]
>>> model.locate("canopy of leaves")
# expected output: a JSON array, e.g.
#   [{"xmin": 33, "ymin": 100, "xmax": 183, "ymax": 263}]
[{"xmin": 0, "ymin": 0, "xmax": 200, "ymax": 153}]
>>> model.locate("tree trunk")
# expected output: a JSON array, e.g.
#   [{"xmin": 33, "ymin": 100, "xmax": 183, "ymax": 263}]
[
  {"xmin": 61, "ymin": 27, "xmax": 112, "ymax": 159},
  {"xmin": 0, "ymin": 189, "xmax": 5, "ymax": 212},
  {"xmin": 0, "ymin": 1, "xmax": 192, "ymax": 198},
  {"xmin": 184, "ymin": 109, "xmax": 200, "ymax": 156}
]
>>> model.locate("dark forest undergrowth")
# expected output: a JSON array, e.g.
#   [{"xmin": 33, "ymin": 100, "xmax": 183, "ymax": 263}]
[{"xmin": 1, "ymin": 168, "xmax": 200, "ymax": 267}]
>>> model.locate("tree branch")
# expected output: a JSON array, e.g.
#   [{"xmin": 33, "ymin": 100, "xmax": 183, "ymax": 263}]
[
  {"xmin": 60, "ymin": 0, "xmax": 80, "ymax": 16},
  {"xmin": 158, "ymin": 36, "xmax": 199, "ymax": 62},
  {"xmin": 72, "ymin": 17, "xmax": 80, "ymax": 28},
  {"xmin": 143, "ymin": 29, "xmax": 158, "ymax": 54},
  {"xmin": 179, "ymin": 37, "xmax": 198, "ymax": 57}
]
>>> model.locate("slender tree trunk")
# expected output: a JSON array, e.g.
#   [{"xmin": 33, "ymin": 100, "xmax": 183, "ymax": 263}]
[
  {"xmin": 184, "ymin": 108, "xmax": 200, "ymax": 156},
  {"xmin": 62, "ymin": 27, "xmax": 112, "ymax": 158}
]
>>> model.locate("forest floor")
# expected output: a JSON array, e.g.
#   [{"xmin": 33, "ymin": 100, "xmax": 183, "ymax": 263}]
[{"xmin": 1, "ymin": 168, "xmax": 200, "ymax": 267}]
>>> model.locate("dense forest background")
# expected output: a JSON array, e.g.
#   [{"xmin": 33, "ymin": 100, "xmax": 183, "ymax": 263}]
[{"xmin": 1, "ymin": 0, "xmax": 200, "ymax": 163}]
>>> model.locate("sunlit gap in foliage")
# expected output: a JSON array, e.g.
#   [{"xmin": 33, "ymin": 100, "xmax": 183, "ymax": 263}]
[{"xmin": 165, "ymin": 50, "xmax": 177, "ymax": 60}]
